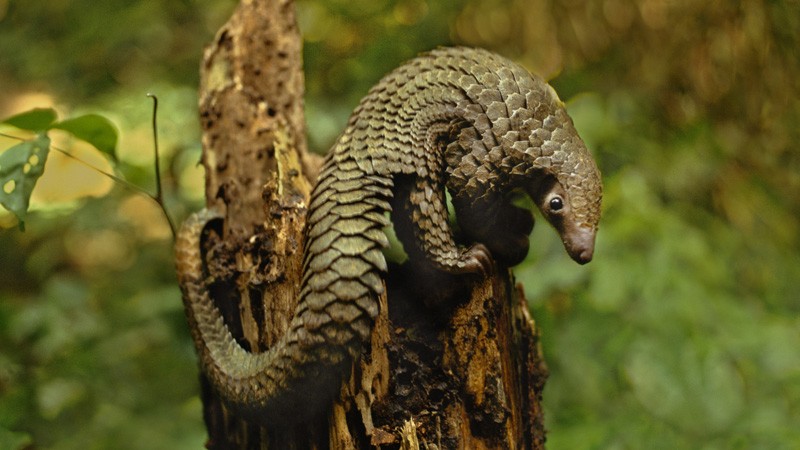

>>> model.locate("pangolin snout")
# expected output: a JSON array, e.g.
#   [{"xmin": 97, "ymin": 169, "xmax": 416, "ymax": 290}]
[{"xmin": 565, "ymin": 225, "xmax": 596, "ymax": 265}]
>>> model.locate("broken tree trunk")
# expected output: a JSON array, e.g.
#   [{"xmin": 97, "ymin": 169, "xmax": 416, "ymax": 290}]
[{"xmin": 193, "ymin": 0, "xmax": 548, "ymax": 448}]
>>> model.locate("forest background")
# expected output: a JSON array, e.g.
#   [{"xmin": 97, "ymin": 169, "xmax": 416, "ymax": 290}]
[{"xmin": 0, "ymin": 0, "xmax": 798, "ymax": 448}]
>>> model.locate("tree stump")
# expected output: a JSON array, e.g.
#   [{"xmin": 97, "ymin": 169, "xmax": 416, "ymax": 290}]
[{"xmin": 193, "ymin": 0, "xmax": 548, "ymax": 448}]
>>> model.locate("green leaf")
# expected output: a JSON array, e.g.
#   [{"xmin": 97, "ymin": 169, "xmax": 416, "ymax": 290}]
[
  {"xmin": 0, "ymin": 134, "xmax": 51, "ymax": 230},
  {"xmin": 1, "ymin": 107, "xmax": 58, "ymax": 131},
  {"xmin": 52, "ymin": 114, "xmax": 118, "ymax": 160}
]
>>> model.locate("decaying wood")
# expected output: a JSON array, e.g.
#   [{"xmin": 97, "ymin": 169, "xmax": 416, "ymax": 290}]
[
  {"xmin": 196, "ymin": 0, "xmax": 548, "ymax": 448},
  {"xmin": 377, "ymin": 268, "xmax": 548, "ymax": 449}
]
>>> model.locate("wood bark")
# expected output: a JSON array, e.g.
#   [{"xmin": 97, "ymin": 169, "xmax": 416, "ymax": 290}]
[{"xmin": 195, "ymin": 0, "xmax": 548, "ymax": 448}]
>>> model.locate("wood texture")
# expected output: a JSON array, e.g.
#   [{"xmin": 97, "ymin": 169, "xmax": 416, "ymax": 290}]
[{"xmin": 194, "ymin": 0, "xmax": 555, "ymax": 448}]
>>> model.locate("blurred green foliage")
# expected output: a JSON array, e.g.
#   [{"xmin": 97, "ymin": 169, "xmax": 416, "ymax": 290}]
[{"xmin": 1, "ymin": 0, "xmax": 798, "ymax": 448}]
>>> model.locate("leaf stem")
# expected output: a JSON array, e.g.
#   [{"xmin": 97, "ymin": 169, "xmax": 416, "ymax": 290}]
[{"xmin": 147, "ymin": 93, "xmax": 177, "ymax": 240}]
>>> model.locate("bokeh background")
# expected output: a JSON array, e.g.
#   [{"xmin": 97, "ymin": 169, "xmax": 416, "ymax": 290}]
[{"xmin": 1, "ymin": 0, "xmax": 798, "ymax": 448}]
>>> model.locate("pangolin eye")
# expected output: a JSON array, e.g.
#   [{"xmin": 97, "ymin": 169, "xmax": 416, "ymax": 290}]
[{"xmin": 549, "ymin": 197, "xmax": 564, "ymax": 211}]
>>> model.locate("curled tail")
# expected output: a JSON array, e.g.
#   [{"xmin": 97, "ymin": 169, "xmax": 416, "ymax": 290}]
[{"xmin": 175, "ymin": 169, "xmax": 391, "ymax": 422}]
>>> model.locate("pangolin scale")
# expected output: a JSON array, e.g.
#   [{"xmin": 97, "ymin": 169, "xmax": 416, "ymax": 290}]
[{"xmin": 175, "ymin": 47, "xmax": 602, "ymax": 423}]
